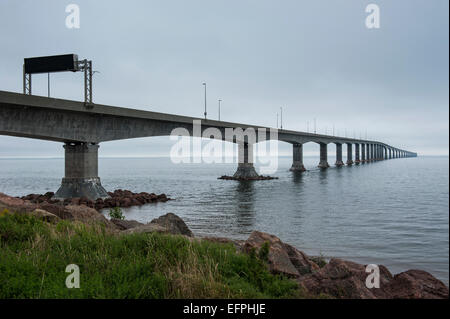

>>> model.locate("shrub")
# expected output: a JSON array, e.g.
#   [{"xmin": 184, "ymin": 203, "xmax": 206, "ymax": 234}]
[{"xmin": 108, "ymin": 207, "xmax": 124, "ymax": 220}]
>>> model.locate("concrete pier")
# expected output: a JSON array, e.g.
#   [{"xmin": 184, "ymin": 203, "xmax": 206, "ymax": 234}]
[
  {"xmin": 335, "ymin": 143, "xmax": 344, "ymax": 166},
  {"xmin": 361, "ymin": 143, "xmax": 366, "ymax": 163},
  {"xmin": 318, "ymin": 143, "xmax": 330, "ymax": 168},
  {"xmin": 290, "ymin": 143, "xmax": 306, "ymax": 172},
  {"xmin": 54, "ymin": 143, "xmax": 109, "ymax": 200},
  {"xmin": 370, "ymin": 144, "xmax": 374, "ymax": 162},
  {"xmin": 233, "ymin": 143, "xmax": 259, "ymax": 178},
  {"xmin": 355, "ymin": 143, "xmax": 361, "ymax": 164},
  {"xmin": 346, "ymin": 143, "xmax": 353, "ymax": 165}
]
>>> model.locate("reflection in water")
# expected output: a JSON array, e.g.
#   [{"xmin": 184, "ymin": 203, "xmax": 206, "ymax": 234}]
[
  {"xmin": 234, "ymin": 180, "xmax": 255, "ymax": 229},
  {"xmin": 291, "ymin": 171, "xmax": 305, "ymax": 184}
]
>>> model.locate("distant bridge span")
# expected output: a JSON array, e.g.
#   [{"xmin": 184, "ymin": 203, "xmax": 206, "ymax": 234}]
[{"xmin": 0, "ymin": 90, "xmax": 417, "ymax": 199}]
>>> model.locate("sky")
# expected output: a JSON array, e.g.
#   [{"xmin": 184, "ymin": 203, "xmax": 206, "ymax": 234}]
[{"xmin": 0, "ymin": 0, "xmax": 448, "ymax": 158}]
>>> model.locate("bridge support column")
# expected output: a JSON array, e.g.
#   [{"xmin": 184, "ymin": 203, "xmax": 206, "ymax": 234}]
[
  {"xmin": 389, "ymin": 148, "xmax": 392, "ymax": 159},
  {"xmin": 361, "ymin": 143, "xmax": 366, "ymax": 163},
  {"xmin": 335, "ymin": 143, "xmax": 344, "ymax": 167},
  {"xmin": 233, "ymin": 143, "xmax": 259, "ymax": 179},
  {"xmin": 318, "ymin": 143, "xmax": 330, "ymax": 169},
  {"xmin": 355, "ymin": 144, "xmax": 360, "ymax": 164},
  {"xmin": 384, "ymin": 147, "xmax": 388, "ymax": 160},
  {"xmin": 346, "ymin": 143, "xmax": 353, "ymax": 165},
  {"xmin": 54, "ymin": 142, "xmax": 109, "ymax": 200},
  {"xmin": 370, "ymin": 144, "xmax": 374, "ymax": 161},
  {"xmin": 290, "ymin": 143, "xmax": 306, "ymax": 172}
]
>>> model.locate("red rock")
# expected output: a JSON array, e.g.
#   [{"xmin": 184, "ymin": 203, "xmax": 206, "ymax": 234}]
[
  {"xmin": 242, "ymin": 231, "xmax": 319, "ymax": 278},
  {"xmin": 298, "ymin": 258, "xmax": 393, "ymax": 299},
  {"xmin": 386, "ymin": 269, "xmax": 449, "ymax": 299}
]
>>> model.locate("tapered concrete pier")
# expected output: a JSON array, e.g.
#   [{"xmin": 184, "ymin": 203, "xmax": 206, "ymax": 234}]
[
  {"xmin": 361, "ymin": 143, "xmax": 366, "ymax": 163},
  {"xmin": 318, "ymin": 143, "xmax": 330, "ymax": 168},
  {"xmin": 346, "ymin": 143, "xmax": 353, "ymax": 165},
  {"xmin": 355, "ymin": 143, "xmax": 361, "ymax": 164},
  {"xmin": 54, "ymin": 143, "xmax": 109, "ymax": 200},
  {"xmin": 233, "ymin": 143, "xmax": 259, "ymax": 178},
  {"xmin": 335, "ymin": 143, "xmax": 344, "ymax": 166},
  {"xmin": 290, "ymin": 143, "xmax": 306, "ymax": 172}
]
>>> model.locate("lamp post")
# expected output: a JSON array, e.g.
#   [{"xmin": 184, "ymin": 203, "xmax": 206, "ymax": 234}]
[
  {"xmin": 280, "ymin": 107, "xmax": 283, "ymax": 130},
  {"xmin": 202, "ymin": 82, "xmax": 207, "ymax": 120},
  {"xmin": 218, "ymin": 99, "xmax": 222, "ymax": 121}
]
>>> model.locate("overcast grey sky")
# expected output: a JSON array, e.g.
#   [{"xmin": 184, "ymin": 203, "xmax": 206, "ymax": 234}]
[{"xmin": 0, "ymin": 0, "xmax": 448, "ymax": 157}]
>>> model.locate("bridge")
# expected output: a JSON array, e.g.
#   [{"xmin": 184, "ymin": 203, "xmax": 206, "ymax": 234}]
[{"xmin": 0, "ymin": 90, "xmax": 417, "ymax": 200}]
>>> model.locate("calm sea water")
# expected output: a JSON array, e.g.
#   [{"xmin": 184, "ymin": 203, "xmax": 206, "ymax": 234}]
[{"xmin": 0, "ymin": 156, "xmax": 448, "ymax": 284}]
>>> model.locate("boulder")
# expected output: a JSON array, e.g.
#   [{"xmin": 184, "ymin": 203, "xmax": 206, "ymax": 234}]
[
  {"xmin": 31, "ymin": 209, "xmax": 60, "ymax": 224},
  {"xmin": 283, "ymin": 243, "xmax": 320, "ymax": 275},
  {"xmin": 149, "ymin": 213, "xmax": 193, "ymax": 237},
  {"xmin": 298, "ymin": 258, "xmax": 393, "ymax": 299},
  {"xmin": 201, "ymin": 236, "xmax": 245, "ymax": 250},
  {"xmin": 0, "ymin": 192, "xmax": 37, "ymax": 213},
  {"xmin": 121, "ymin": 223, "xmax": 168, "ymax": 235},
  {"xmin": 63, "ymin": 205, "xmax": 116, "ymax": 229},
  {"xmin": 38, "ymin": 203, "xmax": 72, "ymax": 220},
  {"xmin": 110, "ymin": 218, "xmax": 144, "ymax": 230},
  {"xmin": 242, "ymin": 231, "xmax": 319, "ymax": 277},
  {"xmin": 386, "ymin": 269, "xmax": 449, "ymax": 299}
]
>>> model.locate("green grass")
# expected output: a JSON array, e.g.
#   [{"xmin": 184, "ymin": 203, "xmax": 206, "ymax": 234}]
[{"xmin": 0, "ymin": 213, "xmax": 309, "ymax": 299}]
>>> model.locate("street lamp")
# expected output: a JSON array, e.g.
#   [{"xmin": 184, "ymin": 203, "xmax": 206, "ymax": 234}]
[
  {"xmin": 218, "ymin": 99, "xmax": 222, "ymax": 121},
  {"xmin": 202, "ymin": 82, "xmax": 207, "ymax": 120},
  {"xmin": 280, "ymin": 107, "xmax": 283, "ymax": 130}
]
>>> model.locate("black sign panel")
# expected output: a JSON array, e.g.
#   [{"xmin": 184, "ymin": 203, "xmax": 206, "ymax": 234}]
[{"xmin": 24, "ymin": 54, "xmax": 78, "ymax": 74}]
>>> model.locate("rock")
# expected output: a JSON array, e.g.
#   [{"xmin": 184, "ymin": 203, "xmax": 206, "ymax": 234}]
[
  {"xmin": 31, "ymin": 209, "xmax": 60, "ymax": 224},
  {"xmin": 110, "ymin": 218, "xmax": 144, "ymax": 230},
  {"xmin": 63, "ymin": 205, "xmax": 116, "ymax": 229},
  {"xmin": 242, "ymin": 231, "xmax": 318, "ymax": 277},
  {"xmin": 283, "ymin": 243, "xmax": 320, "ymax": 275},
  {"xmin": 0, "ymin": 192, "xmax": 37, "ymax": 213},
  {"xmin": 121, "ymin": 223, "xmax": 168, "ymax": 235},
  {"xmin": 298, "ymin": 259, "xmax": 449, "ymax": 299},
  {"xmin": 298, "ymin": 258, "xmax": 393, "ymax": 299},
  {"xmin": 38, "ymin": 203, "xmax": 72, "ymax": 220},
  {"xmin": 150, "ymin": 213, "xmax": 193, "ymax": 237},
  {"xmin": 386, "ymin": 269, "xmax": 449, "ymax": 299},
  {"xmin": 201, "ymin": 236, "xmax": 245, "ymax": 250}
]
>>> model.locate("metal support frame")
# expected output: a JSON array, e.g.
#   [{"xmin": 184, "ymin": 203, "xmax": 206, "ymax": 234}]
[
  {"xmin": 23, "ymin": 64, "xmax": 32, "ymax": 95},
  {"xmin": 78, "ymin": 59, "xmax": 93, "ymax": 107}
]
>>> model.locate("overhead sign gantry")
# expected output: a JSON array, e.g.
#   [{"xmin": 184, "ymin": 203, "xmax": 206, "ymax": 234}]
[{"xmin": 23, "ymin": 54, "xmax": 94, "ymax": 107}]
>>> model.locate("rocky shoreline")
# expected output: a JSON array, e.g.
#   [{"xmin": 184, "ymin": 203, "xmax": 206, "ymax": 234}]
[
  {"xmin": 218, "ymin": 175, "xmax": 278, "ymax": 181},
  {"xmin": 20, "ymin": 189, "xmax": 170, "ymax": 210},
  {"xmin": 0, "ymin": 191, "xmax": 448, "ymax": 299}
]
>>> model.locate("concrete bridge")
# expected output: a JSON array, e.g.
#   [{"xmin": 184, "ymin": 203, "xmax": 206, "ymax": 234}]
[{"xmin": 0, "ymin": 90, "xmax": 417, "ymax": 200}]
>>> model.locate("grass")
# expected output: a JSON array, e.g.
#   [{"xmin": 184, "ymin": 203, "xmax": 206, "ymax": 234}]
[{"xmin": 0, "ymin": 213, "xmax": 309, "ymax": 299}]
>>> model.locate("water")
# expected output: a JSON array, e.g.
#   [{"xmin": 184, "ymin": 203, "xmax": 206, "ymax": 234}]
[{"xmin": 0, "ymin": 156, "xmax": 448, "ymax": 285}]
